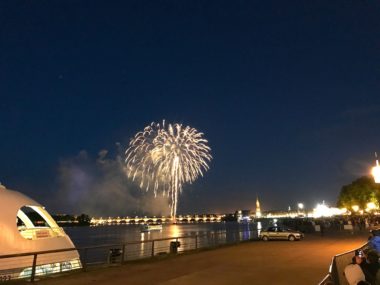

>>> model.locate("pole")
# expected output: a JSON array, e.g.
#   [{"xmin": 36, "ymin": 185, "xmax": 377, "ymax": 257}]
[
  {"xmin": 151, "ymin": 241, "xmax": 155, "ymax": 257},
  {"xmin": 121, "ymin": 244, "xmax": 126, "ymax": 263},
  {"xmin": 82, "ymin": 248, "xmax": 87, "ymax": 272},
  {"xmin": 31, "ymin": 253, "xmax": 37, "ymax": 282}
]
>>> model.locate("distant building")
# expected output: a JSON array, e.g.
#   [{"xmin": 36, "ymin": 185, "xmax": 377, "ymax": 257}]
[
  {"xmin": 255, "ymin": 196, "xmax": 262, "ymax": 218},
  {"xmin": 235, "ymin": 210, "xmax": 251, "ymax": 222}
]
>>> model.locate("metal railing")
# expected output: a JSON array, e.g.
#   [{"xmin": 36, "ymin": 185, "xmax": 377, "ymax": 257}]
[
  {"xmin": 319, "ymin": 242, "xmax": 369, "ymax": 285},
  {"xmin": 0, "ymin": 248, "xmax": 81, "ymax": 282},
  {"xmin": 0, "ymin": 228, "xmax": 257, "ymax": 282},
  {"xmin": 78, "ymin": 229, "xmax": 256, "ymax": 267}
]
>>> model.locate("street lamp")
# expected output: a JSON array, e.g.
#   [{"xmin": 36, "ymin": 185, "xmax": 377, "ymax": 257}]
[
  {"xmin": 297, "ymin": 203, "xmax": 304, "ymax": 216},
  {"xmin": 372, "ymin": 152, "xmax": 380, "ymax": 183}
]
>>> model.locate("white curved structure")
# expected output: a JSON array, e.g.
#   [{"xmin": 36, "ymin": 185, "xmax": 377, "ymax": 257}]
[{"xmin": 0, "ymin": 184, "xmax": 81, "ymax": 280}]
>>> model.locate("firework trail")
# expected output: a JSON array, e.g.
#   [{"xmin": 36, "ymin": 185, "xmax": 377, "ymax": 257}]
[{"xmin": 125, "ymin": 121, "xmax": 212, "ymax": 221}]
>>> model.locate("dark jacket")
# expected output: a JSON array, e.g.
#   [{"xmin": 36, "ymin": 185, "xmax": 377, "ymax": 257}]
[{"xmin": 361, "ymin": 261, "xmax": 379, "ymax": 285}]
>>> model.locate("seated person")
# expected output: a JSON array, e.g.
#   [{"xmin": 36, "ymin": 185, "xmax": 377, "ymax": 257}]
[
  {"xmin": 363, "ymin": 249, "xmax": 380, "ymax": 279},
  {"xmin": 345, "ymin": 250, "xmax": 366, "ymax": 285},
  {"xmin": 362, "ymin": 249, "xmax": 380, "ymax": 285}
]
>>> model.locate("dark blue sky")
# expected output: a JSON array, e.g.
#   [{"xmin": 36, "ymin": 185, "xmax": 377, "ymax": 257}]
[{"xmin": 1, "ymin": 1, "xmax": 380, "ymax": 215}]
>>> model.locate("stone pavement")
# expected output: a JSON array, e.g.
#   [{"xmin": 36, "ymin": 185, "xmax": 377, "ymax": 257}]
[{"xmin": 14, "ymin": 231, "xmax": 369, "ymax": 285}]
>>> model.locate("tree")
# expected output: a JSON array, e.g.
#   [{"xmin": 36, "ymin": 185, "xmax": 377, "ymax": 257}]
[
  {"xmin": 77, "ymin": 213, "xmax": 91, "ymax": 225},
  {"xmin": 337, "ymin": 176, "xmax": 380, "ymax": 210}
]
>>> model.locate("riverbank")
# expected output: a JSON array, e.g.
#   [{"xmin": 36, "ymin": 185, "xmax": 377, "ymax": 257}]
[{"xmin": 13, "ymin": 231, "xmax": 369, "ymax": 285}]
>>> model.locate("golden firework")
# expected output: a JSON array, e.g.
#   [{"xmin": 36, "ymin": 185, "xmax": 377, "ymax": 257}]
[{"xmin": 125, "ymin": 121, "xmax": 212, "ymax": 220}]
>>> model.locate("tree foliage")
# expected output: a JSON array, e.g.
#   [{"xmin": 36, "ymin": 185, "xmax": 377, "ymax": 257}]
[
  {"xmin": 77, "ymin": 213, "xmax": 91, "ymax": 225},
  {"xmin": 337, "ymin": 176, "xmax": 380, "ymax": 209}
]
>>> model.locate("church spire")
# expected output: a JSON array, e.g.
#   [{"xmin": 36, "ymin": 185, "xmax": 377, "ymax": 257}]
[{"xmin": 255, "ymin": 195, "xmax": 262, "ymax": 218}]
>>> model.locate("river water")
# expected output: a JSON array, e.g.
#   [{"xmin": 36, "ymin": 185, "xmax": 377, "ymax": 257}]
[
  {"xmin": 65, "ymin": 221, "xmax": 267, "ymax": 248},
  {"xmin": 64, "ymin": 221, "xmax": 269, "ymax": 263}
]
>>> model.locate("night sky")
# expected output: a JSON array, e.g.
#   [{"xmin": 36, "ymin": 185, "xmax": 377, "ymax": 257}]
[{"xmin": 1, "ymin": 1, "xmax": 380, "ymax": 216}]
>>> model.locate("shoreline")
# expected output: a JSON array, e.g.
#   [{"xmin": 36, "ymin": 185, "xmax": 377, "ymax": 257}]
[{"xmin": 11, "ymin": 231, "xmax": 369, "ymax": 285}]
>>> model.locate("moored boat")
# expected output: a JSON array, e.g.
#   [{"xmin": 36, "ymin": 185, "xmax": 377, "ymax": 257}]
[
  {"xmin": 0, "ymin": 184, "xmax": 81, "ymax": 281},
  {"xmin": 140, "ymin": 224, "xmax": 163, "ymax": 232}
]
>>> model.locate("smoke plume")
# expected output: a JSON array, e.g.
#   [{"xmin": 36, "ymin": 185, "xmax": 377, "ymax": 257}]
[{"xmin": 51, "ymin": 146, "xmax": 170, "ymax": 217}]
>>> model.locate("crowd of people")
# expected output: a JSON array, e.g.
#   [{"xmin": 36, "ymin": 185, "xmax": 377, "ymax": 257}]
[
  {"xmin": 281, "ymin": 216, "xmax": 369, "ymax": 234},
  {"xmin": 280, "ymin": 215, "xmax": 380, "ymax": 284},
  {"xmin": 282, "ymin": 215, "xmax": 380, "ymax": 234},
  {"xmin": 344, "ymin": 229, "xmax": 380, "ymax": 285}
]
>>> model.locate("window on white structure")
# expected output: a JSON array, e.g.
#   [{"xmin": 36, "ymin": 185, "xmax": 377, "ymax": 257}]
[{"xmin": 17, "ymin": 205, "xmax": 64, "ymax": 240}]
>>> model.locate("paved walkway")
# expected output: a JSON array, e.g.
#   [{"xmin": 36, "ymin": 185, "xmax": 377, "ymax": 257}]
[{"xmin": 15, "ymin": 231, "xmax": 369, "ymax": 285}]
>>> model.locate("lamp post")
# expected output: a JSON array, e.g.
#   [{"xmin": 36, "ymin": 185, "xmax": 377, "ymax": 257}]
[
  {"xmin": 372, "ymin": 152, "xmax": 380, "ymax": 183},
  {"xmin": 297, "ymin": 203, "xmax": 304, "ymax": 216}
]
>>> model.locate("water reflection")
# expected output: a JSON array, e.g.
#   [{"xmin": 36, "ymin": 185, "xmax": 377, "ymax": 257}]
[
  {"xmin": 257, "ymin": 221, "xmax": 262, "ymax": 236},
  {"xmin": 170, "ymin": 224, "xmax": 181, "ymax": 237},
  {"xmin": 65, "ymin": 221, "xmax": 271, "ymax": 261},
  {"xmin": 239, "ymin": 223, "xmax": 252, "ymax": 240},
  {"xmin": 71, "ymin": 222, "xmax": 270, "ymax": 262},
  {"xmin": 140, "ymin": 232, "xmax": 145, "ymax": 255}
]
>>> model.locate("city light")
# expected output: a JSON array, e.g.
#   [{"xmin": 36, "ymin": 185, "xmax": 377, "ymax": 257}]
[
  {"xmin": 313, "ymin": 203, "xmax": 346, "ymax": 218},
  {"xmin": 372, "ymin": 158, "xmax": 380, "ymax": 183},
  {"xmin": 297, "ymin": 203, "xmax": 304, "ymax": 210},
  {"xmin": 352, "ymin": 205, "xmax": 359, "ymax": 212},
  {"xmin": 366, "ymin": 202, "xmax": 378, "ymax": 212},
  {"xmin": 313, "ymin": 203, "xmax": 330, "ymax": 217}
]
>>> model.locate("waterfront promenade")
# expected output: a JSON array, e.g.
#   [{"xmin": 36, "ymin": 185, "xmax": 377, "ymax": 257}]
[{"xmin": 15, "ymin": 231, "xmax": 369, "ymax": 285}]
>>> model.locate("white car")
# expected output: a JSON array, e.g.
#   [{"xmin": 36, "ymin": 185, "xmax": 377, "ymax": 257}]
[{"xmin": 259, "ymin": 226, "xmax": 304, "ymax": 241}]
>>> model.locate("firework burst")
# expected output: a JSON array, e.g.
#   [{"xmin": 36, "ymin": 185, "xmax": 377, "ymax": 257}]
[{"xmin": 125, "ymin": 121, "xmax": 212, "ymax": 220}]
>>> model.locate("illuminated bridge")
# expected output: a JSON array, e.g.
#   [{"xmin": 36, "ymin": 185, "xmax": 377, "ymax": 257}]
[{"xmin": 90, "ymin": 214, "xmax": 224, "ymax": 225}]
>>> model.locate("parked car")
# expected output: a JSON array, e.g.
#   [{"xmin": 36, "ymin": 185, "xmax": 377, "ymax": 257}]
[{"xmin": 259, "ymin": 226, "xmax": 304, "ymax": 241}]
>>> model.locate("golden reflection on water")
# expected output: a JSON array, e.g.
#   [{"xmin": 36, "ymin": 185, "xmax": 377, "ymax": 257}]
[
  {"xmin": 170, "ymin": 224, "xmax": 181, "ymax": 237},
  {"xmin": 140, "ymin": 232, "xmax": 145, "ymax": 253},
  {"xmin": 257, "ymin": 221, "xmax": 262, "ymax": 236}
]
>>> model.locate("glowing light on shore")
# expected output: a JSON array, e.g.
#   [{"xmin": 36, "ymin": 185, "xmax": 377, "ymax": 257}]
[
  {"xmin": 352, "ymin": 205, "xmax": 359, "ymax": 212},
  {"xmin": 125, "ymin": 121, "xmax": 212, "ymax": 221},
  {"xmin": 372, "ymin": 159, "xmax": 380, "ymax": 183},
  {"xmin": 313, "ymin": 203, "xmax": 346, "ymax": 217},
  {"xmin": 313, "ymin": 203, "xmax": 330, "ymax": 217},
  {"xmin": 366, "ymin": 202, "xmax": 378, "ymax": 212}
]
